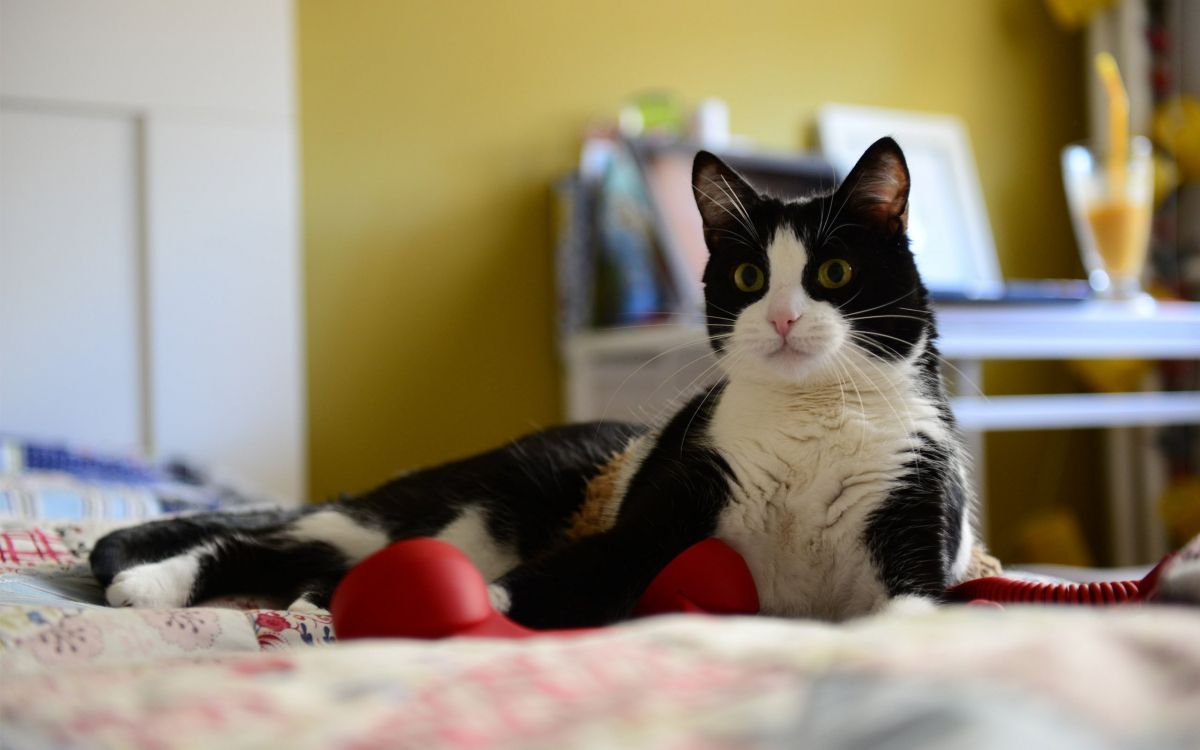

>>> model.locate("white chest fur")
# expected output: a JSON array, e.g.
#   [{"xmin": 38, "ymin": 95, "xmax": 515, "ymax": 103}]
[{"xmin": 707, "ymin": 366, "xmax": 948, "ymax": 620}]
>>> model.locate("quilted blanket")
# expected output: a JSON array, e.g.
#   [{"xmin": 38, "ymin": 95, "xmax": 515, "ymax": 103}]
[
  {"xmin": 2, "ymin": 522, "xmax": 1200, "ymax": 749},
  {"xmin": 0, "ymin": 523, "xmax": 334, "ymax": 666}
]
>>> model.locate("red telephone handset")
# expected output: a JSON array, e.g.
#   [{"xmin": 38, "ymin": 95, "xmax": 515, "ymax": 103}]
[{"xmin": 331, "ymin": 537, "xmax": 759, "ymax": 640}]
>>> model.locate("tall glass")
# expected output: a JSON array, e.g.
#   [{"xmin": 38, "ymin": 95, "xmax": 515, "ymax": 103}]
[{"xmin": 1061, "ymin": 136, "xmax": 1154, "ymax": 300}]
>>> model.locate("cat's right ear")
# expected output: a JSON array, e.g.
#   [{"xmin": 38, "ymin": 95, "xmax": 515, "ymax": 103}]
[
  {"xmin": 831, "ymin": 137, "xmax": 910, "ymax": 237},
  {"xmin": 692, "ymin": 151, "xmax": 760, "ymax": 247}
]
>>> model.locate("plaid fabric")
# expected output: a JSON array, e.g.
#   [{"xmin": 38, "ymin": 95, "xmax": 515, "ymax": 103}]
[{"xmin": 0, "ymin": 529, "xmax": 78, "ymax": 571}]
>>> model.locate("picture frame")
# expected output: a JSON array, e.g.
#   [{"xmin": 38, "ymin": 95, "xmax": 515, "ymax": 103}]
[{"xmin": 817, "ymin": 104, "xmax": 1003, "ymax": 298}]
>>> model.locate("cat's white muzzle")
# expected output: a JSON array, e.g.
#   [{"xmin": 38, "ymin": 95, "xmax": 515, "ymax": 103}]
[{"xmin": 727, "ymin": 321, "xmax": 848, "ymax": 386}]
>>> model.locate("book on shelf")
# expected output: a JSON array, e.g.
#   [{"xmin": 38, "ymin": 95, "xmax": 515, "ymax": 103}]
[{"xmin": 554, "ymin": 136, "xmax": 837, "ymax": 338}]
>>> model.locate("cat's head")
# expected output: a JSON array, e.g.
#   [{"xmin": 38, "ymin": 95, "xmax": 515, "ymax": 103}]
[{"xmin": 692, "ymin": 137, "xmax": 932, "ymax": 387}]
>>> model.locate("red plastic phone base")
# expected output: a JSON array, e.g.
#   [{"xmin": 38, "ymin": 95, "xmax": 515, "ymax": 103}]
[{"xmin": 331, "ymin": 537, "xmax": 759, "ymax": 641}]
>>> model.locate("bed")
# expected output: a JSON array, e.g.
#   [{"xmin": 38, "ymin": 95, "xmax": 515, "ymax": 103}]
[{"xmin": 3, "ymin": 442, "xmax": 1200, "ymax": 749}]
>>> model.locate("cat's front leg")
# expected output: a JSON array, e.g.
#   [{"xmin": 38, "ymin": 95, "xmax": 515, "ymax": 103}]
[
  {"xmin": 493, "ymin": 389, "xmax": 735, "ymax": 629},
  {"xmin": 864, "ymin": 479, "xmax": 964, "ymax": 613},
  {"xmin": 488, "ymin": 527, "xmax": 694, "ymax": 629}
]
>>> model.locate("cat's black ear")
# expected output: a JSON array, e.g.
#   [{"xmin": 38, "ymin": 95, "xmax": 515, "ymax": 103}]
[
  {"xmin": 692, "ymin": 151, "xmax": 760, "ymax": 247},
  {"xmin": 833, "ymin": 137, "xmax": 910, "ymax": 236}
]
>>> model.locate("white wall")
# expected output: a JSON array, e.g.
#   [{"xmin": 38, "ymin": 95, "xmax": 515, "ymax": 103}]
[{"xmin": 0, "ymin": 0, "xmax": 306, "ymax": 504}]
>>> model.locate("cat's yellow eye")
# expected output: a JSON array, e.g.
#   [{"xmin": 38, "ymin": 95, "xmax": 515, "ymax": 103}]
[
  {"xmin": 732, "ymin": 262, "xmax": 764, "ymax": 293},
  {"xmin": 817, "ymin": 259, "xmax": 853, "ymax": 289}
]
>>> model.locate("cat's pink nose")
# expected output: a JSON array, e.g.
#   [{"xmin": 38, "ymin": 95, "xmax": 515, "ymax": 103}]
[{"xmin": 771, "ymin": 314, "xmax": 797, "ymax": 338}]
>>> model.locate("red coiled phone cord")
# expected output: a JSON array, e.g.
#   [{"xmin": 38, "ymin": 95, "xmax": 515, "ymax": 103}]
[{"xmin": 945, "ymin": 551, "xmax": 1176, "ymax": 605}]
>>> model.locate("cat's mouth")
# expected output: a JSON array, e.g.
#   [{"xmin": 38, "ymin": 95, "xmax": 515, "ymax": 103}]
[
  {"xmin": 768, "ymin": 338, "xmax": 824, "ymax": 360},
  {"xmin": 769, "ymin": 342, "xmax": 809, "ymax": 360},
  {"xmin": 728, "ymin": 322, "xmax": 846, "ymax": 383},
  {"xmin": 759, "ymin": 342, "xmax": 821, "ymax": 374},
  {"xmin": 758, "ymin": 336, "xmax": 841, "ymax": 377}
]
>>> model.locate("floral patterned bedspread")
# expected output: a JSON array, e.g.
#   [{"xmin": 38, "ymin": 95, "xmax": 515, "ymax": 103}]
[
  {"xmin": 0, "ymin": 523, "xmax": 336, "ymax": 673},
  {"xmin": 3, "ymin": 522, "xmax": 1200, "ymax": 749}
]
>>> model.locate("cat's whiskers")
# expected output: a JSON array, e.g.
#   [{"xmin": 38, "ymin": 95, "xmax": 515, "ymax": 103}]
[
  {"xmin": 600, "ymin": 318, "xmax": 738, "ymax": 331},
  {"xmin": 842, "ymin": 341, "xmax": 926, "ymax": 483},
  {"xmin": 707, "ymin": 302, "xmax": 748, "ymax": 322},
  {"xmin": 841, "ymin": 343, "xmax": 919, "ymax": 434},
  {"xmin": 643, "ymin": 346, "xmax": 724, "ymax": 408},
  {"xmin": 890, "ymin": 303, "xmax": 990, "ymax": 391},
  {"xmin": 843, "ymin": 286, "xmax": 920, "ymax": 318},
  {"xmin": 847, "ymin": 330, "xmax": 908, "ymax": 359},
  {"xmin": 676, "ymin": 343, "xmax": 732, "ymax": 390},
  {"xmin": 934, "ymin": 359, "xmax": 986, "ymax": 400},
  {"xmin": 849, "ymin": 329, "xmax": 988, "ymax": 400},
  {"xmin": 823, "ymin": 351, "xmax": 851, "ymax": 426},
  {"xmin": 679, "ymin": 351, "xmax": 747, "ymax": 452},
  {"xmin": 835, "ymin": 286, "xmax": 866, "ymax": 312},
  {"xmin": 593, "ymin": 333, "xmax": 727, "ymax": 430},
  {"xmin": 829, "ymin": 350, "xmax": 868, "ymax": 455},
  {"xmin": 611, "ymin": 308, "xmax": 739, "ymax": 321},
  {"xmin": 845, "ymin": 313, "xmax": 928, "ymax": 324}
]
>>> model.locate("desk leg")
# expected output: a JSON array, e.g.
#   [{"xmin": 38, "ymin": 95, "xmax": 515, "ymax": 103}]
[
  {"xmin": 1137, "ymin": 425, "xmax": 1170, "ymax": 561},
  {"xmin": 1106, "ymin": 428, "xmax": 1139, "ymax": 566},
  {"xmin": 1106, "ymin": 426, "xmax": 1172, "ymax": 566},
  {"xmin": 948, "ymin": 358, "xmax": 988, "ymax": 544},
  {"xmin": 1105, "ymin": 371, "xmax": 1172, "ymax": 566}
]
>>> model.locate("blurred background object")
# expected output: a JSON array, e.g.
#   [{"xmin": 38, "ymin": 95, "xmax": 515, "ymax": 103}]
[{"xmin": 1062, "ymin": 51, "xmax": 1155, "ymax": 301}]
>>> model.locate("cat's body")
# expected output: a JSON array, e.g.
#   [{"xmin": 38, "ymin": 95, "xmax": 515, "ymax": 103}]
[{"xmin": 92, "ymin": 138, "xmax": 975, "ymax": 627}]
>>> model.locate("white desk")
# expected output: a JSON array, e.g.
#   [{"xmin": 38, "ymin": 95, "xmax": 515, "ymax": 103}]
[
  {"xmin": 937, "ymin": 300, "xmax": 1200, "ymax": 566},
  {"xmin": 561, "ymin": 300, "xmax": 1200, "ymax": 565},
  {"xmin": 938, "ymin": 300, "xmax": 1200, "ymax": 429}
]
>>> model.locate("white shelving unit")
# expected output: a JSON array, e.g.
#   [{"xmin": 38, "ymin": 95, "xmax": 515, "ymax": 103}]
[{"xmin": 951, "ymin": 392, "xmax": 1200, "ymax": 432}]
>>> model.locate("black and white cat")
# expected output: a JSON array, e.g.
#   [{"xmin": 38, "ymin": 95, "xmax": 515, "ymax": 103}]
[{"xmin": 91, "ymin": 137, "xmax": 975, "ymax": 627}]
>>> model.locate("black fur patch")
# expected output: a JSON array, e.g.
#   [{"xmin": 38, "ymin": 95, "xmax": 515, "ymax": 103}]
[{"xmin": 863, "ymin": 434, "xmax": 966, "ymax": 599}]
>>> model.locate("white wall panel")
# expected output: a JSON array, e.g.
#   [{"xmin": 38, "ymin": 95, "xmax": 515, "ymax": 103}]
[
  {"xmin": 0, "ymin": 108, "xmax": 144, "ymax": 450},
  {"xmin": 146, "ymin": 117, "xmax": 303, "ymax": 501}
]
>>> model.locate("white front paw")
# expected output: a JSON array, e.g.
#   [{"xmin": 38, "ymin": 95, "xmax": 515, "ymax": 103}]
[
  {"xmin": 286, "ymin": 596, "xmax": 328, "ymax": 613},
  {"xmin": 881, "ymin": 594, "xmax": 938, "ymax": 616},
  {"xmin": 105, "ymin": 556, "xmax": 198, "ymax": 608},
  {"xmin": 487, "ymin": 584, "xmax": 512, "ymax": 614}
]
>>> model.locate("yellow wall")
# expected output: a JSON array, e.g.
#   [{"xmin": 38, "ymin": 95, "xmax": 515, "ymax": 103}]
[{"xmin": 299, "ymin": 1, "xmax": 1090, "ymax": 558}]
